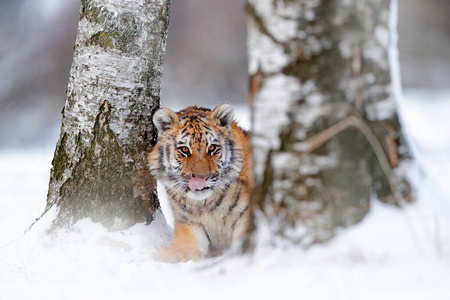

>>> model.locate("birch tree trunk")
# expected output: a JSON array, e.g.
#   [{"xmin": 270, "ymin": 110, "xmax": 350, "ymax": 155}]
[
  {"xmin": 43, "ymin": 0, "xmax": 171, "ymax": 229},
  {"xmin": 247, "ymin": 0, "xmax": 413, "ymax": 246}
]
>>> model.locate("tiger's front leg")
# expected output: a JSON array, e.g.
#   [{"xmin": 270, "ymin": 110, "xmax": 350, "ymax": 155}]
[{"xmin": 157, "ymin": 222, "xmax": 209, "ymax": 263}]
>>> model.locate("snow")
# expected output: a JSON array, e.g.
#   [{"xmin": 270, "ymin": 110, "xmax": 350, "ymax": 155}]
[
  {"xmin": 1, "ymin": 96, "xmax": 450, "ymax": 299},
  {"xmin": 388, "ymin": 0, "xmax": 404, "ymax": 120}
]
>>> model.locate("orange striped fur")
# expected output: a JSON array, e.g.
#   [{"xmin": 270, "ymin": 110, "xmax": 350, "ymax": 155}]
[{"xmin": 148, "ymin": 103, "xmax": 251, "ymax": 262}]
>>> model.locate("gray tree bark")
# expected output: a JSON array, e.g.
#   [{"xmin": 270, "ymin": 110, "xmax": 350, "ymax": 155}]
[
  {"xmin": 247, "ymin": 0, "xmax": 413, "ymax": 247},
  {"xmin": 42, "ymin": 0, "xmax": 171, "ymax": 229}
]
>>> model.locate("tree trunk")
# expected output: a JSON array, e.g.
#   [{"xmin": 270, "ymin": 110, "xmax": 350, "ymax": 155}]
[
  {"xmin": 247, "ymin": 0, "xmax": 413, "ymax": 246},
  {"xmin": 43, "ymin": 0, "xmax": 171, "ymax": 229}
]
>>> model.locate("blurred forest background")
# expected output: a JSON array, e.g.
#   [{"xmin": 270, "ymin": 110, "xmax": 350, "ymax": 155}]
[{"xmin": 0, "ymin": 0, "xmax": 449, "ymax": 149}]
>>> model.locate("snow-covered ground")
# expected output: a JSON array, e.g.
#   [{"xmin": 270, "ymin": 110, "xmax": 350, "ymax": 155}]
[{"xmin": 1, "ymin": 92, "xmax": 450, "ymax": 300}]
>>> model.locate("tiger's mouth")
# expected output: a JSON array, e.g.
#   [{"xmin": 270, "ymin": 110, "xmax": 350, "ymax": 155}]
[
  {"xmin": 194, "ymin": 186, "xmax": 210, "ymax": 192},
  {"xmin": 179, "ymin": 174, "xmax": 221, "ymax": 200},
  {"xmin": 189, "ymin": 176, "xmax": 209, "ymax": 192},
  {"xmin": 184, "ymin": 182, "xmax": 213, "ymax": 194}
]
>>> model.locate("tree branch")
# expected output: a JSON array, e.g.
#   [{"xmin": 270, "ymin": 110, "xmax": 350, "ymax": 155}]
[{"xmin": 295, "ymin": 114, "xmax": 403, "ymax": 206}]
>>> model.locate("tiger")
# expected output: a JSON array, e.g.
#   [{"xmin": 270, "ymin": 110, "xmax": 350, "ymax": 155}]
[{"xmin": 148, "ymin": 103, "xmax": 251, "ymax": 263}]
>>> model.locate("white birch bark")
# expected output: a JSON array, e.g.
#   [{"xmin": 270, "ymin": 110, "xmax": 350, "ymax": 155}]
[
  {"xmin": 247, "ymin": 0, "xmax": 412, "ymax": 246},
  {"xmin": 43, "ymin": 0, "xmax": 171, "ymax": 229}
]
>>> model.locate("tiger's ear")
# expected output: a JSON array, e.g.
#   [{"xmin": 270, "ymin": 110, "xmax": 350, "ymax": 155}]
[
  {"xmin": 153, "ymin": 108, "xmax": 178, "ymax": 132},
  {"xmin": 212, "ymin": 103, "xmax": 235, "ymax": 129}
]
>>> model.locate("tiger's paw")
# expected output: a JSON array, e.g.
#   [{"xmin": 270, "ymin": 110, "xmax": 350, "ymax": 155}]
[{"xmin": 157, "ymin": 246, "xmax": 202, "ymax": 263}]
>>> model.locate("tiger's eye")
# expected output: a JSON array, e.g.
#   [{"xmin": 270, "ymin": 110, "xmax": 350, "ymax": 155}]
[
  {"xmin": 208, "ymin": 144, "xmax": 216, "ymax": 152},
  {"xmin": 178, "ymin": 146, "xmax": 191, "ymax": 157},
  {"xmin": 180, "ymin": 146, "xmax": 190, "ymax": 155}
]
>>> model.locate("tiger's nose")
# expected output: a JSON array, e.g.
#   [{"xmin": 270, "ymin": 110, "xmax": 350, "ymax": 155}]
[{"xmin": 189, "ymin": 156, "xmax": 210, "ymax": 178}]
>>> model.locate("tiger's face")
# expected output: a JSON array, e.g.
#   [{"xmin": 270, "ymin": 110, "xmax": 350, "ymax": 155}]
[{"xmin": 150, "ymin": 103, "xmax": 243, "ymax": 201}]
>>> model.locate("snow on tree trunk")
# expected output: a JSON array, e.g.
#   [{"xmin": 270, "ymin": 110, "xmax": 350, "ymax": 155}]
[
  {"xmin": 43, "ymin": 0, "xmax": 171, "ymax": 229},
  {"xmin": 247, "ymin": 0, "xmax": 413, "ymax": 246}
]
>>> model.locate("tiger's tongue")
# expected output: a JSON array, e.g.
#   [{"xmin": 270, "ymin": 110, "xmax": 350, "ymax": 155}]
[{"xmin": 189, "ymin": 177, "xmax": 208, "ymax": 191}]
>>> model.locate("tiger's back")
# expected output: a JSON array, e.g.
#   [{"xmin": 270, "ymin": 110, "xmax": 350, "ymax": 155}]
[{"xmin": 148, "ymin": 103, "xmax": 251, "ymax": 262}]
